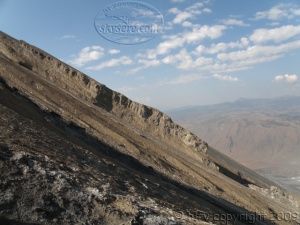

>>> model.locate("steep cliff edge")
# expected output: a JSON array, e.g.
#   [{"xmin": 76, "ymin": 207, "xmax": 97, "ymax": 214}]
[{"xmin": 0, "ymin": 31, "xmax": 208, "ymax": 155}]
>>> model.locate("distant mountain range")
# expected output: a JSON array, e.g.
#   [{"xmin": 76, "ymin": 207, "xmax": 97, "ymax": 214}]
[{"xmin": 166, "ymin": 96, "xmax": 300, "ymax": 193}]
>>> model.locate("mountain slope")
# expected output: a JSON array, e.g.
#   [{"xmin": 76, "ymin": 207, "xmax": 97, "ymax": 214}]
[
  {"xmin": 0, "ymin": 31, "xmax": 299, "ymax": 225},
  {"xmin": 166, "ymin": 97, "xmax": 300, "ymax": 194}
]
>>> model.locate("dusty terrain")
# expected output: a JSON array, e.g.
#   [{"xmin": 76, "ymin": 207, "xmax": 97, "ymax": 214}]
[
  {"xmin": 0, "ymin": 31, "xmax": 300, "ymax": 225},
  {"xmin": 166, "ymin": 97, "xmax": 300, "ymax": 194}
]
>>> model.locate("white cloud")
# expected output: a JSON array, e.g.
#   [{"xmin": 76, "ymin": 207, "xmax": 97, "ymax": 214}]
[
  {"xmin": 220, "ymin": 18, "xmax": 250, "ymax": 27},
  {"xmin": 86, "ymin": 56, "xmax": 132, "ymax": 70},
  {"xmin": 217, "ymin": 40, "xmax": 300, "ymax": 62},
  {"xmin": 161, "ymin": 48, "xmax": 213, "ymax": 70},
  {"xmin": 182, "ymin": 21, "xmax": 193, "ymax": 27},
  {"xmin": 163, "ymin": 21, "xmax": 174, "ymax": 30},
  {"xmin": 70, "ymin": 46, "xmax": 104, "ymax": 67},
  {"xmin": 186, "ymin": 2, "xmax": 204, "ymax": 11},
  {"xmin": 168, "ymin": 2, "xmax": 211, "ymax": 26},
  {"xmin": 254, "ymin": 3, "xmax": 300, "ymax": 21},
  {"xmin": 127, "ymin": 67, "xmax": 144, "ymax": 75},
  {"xmin": 228, "ymin": 55, "xmax": 281, "ymax": 69},
  {"xmin": 275, "ymin": 74, "xmax": 298, "ymax": 83},
  {"xmin": 147, "ymin": 35, "xmax": 185, "ymax": 58},
  {"xmin": 292, "ymin": 8, "xmax": 300, "ymax": 16},
  {"xmin": 161, "ymin": 74, "xmax": 205, "ymax": 85},
  {"xmin": 174, "ymin": 11, "xmax": 198, "ymax": 24},
  {"xmin": 127, "ymin": 59, "xmax": 161, "ymax": 74},
  {"xmin": 268, "ymin": 22, "xmax": 280, "ymax": 26},
  {"xmin": 194, "ymin": 56, "xmax": 213, "ymax": 67},
  {"xmin": 124, "ymin": 5, "xmax": 300, "ymax": 76},
  {"xmin": 203, "ymin": 8, "xmax": 212, "ymax": 14},
  {"xmin": 193, "ymin": 45, "xmax": 206, "ymax": 55},
  {"xmin": 213, "ymin": 74, "xmax": 238, "ymax": 81},
  {"xmin": 162, "ymin": 48, "xmax": 191, "ymax": 64},
  {"xmin": 169, "ymin": 7, "xmax": 180, "ymax": 14},
  {"xmin": 108, "ymin": 49, "xmax": 120, "ymax": 55},
  {"xmin": 209, "ymin": 40, "xmax": 300, "ymax": 72},
  {"xmin": 138, "ymin": 59, "xmax": 160, "ymax": 67},
  {"xmin": 186, "ymin": 25, "xmax": 227, "ymax": 43},
  {"xmin": 250, "ymin": 25, "xmax": 300, "ymax": 44},
  {"xmin": 202, "ymin": 63, "xmax": 249, "ymax": 73},
  {"xmin": 147, "ymin": 24, "xmax": 226, "ymax": 59},
  {"xmin": 135, "ymin": 37, "xmax": 300, "ymax": 75},
  {"xmin": 59, "ymin": 35, "xmax": 76, "ymax": 39},
  {"xmin": 193, "ymin": 37, "xmax": 249, "ymax": 55},
  {"xmin": 168, "ymin": 3, "xmax": 203, "ymax": 25},
  {"xmin": 185, "ymin": 39, "xmax": 300, "ymax": 73},
  {"xmin": 170, "ymin": 0, "xmax": 185, "ymax": 2}
]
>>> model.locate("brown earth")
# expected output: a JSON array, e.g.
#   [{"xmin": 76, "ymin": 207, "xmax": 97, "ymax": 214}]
[
  {"xmin": 166, "ymin": 97, "xmax": 300, "ymax": 194},
  {"xmin": 0, "ymin": 31, "xmax": 299, "ymax": 225}
]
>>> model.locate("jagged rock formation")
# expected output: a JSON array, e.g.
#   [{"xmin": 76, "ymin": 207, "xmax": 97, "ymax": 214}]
[
  {"xmin": 0, "ymin": 31, "xmax": 299, "ymax": 225},
  {"xmin": 0, "ymin": 35, "xmax": 208, "ymax": 155}
]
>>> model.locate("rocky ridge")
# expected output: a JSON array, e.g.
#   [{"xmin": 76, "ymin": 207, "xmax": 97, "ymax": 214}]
[{"xmin": 0, "ymin": 33, "xmax": 208, "ymax": 155}]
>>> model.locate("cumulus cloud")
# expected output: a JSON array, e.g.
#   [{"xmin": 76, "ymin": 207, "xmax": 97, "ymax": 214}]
[
  {"xmin": 133, "ymin": 37, "xmax": 300, "ymax": 75},
  {"xmin": 161, "ymin": 74, "xmax": 205, "ymax": 85},
  {"xmin": 123, "ymin": 3, "xmax": 300, "ymax": 76},
  {"xmin": 127, "ymin": 59, "xmax": 161, "ymax": 74},
  {"xmin": 147, "ymin": 25, "xmax": 226, "ymax": 59},
  {"xmin": 254, "ymin": 3, "xmax": 300, "ymax": 20},
  {"xmin": 168, "ymin": 3, "xmax": 203, "ymax": 24},
  {"xmin": 168, "ymin": 2, "xmax": 211, "ymax": 26},
  {"xmin": 186, "ymin": 25, "xmax": 227, "ymax": 43},
  {"xmin": 138, "ymin": 59, "xmax": 160, "ymax": 67},
  {"xmin": 86, "ymin": 56, "xmax": 132, "ymax": 70},
  {"xmin": 275, "ymin": 74, "xmax": 298, "ymax": 83},
  {"xmin": 217, "ymin": 40, "xmax": 300, "ymax": 62},
  {"xmin": 182, "ymin": 21, "xmax": 193, "ymax": 27},
  {"xmin": 213, "ymin": 74, "xmax": 238, "ymax": 81},
  {"xmin": 161, "ymin": 48, "xmax": 213, "ymax": 71},
  {"xmin": 250, "ymin": 25, "xmax": 300, "ymax": 44},
  {"xmin": 162, "ymin": 48, "xmax": 191, "ymax": 64},
  {"xmin": 203, "ymin": 8, "xmax": 212, "ymax": 13},
  {"xmin": 108, "ymin": 49, "xmax": 120, "ymax": 55},
  {"xmin": 220, "ymin": 18, "xmax": 250, "ymax": 27},
  {"xmin": 193, "ymin": 37, "xmax": 249, "ymax": 55},
  {"xmin": 147, "ymin": 35, "xmax": 185, "ymax": 58},
  {"xmin": 70, "ymin": 46, "xmax": 104, "ymax": 67},
  {"xmin": 179, "ymin": 39, "xmax": 300, "ymax": 73}
]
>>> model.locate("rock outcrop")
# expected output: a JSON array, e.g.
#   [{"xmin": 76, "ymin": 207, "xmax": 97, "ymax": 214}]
[{"xmin": 0, "ymin": 32, "xmax": 208, "ymax": 155}]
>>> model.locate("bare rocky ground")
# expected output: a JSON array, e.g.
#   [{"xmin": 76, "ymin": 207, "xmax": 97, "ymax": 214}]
[
  {"xmin": 0, "ymin": 88, "xmax": 187, "ymax": 225},
  {"xmin": 0, "ymin": 31, "xmax": 300, "ymax": 225}
]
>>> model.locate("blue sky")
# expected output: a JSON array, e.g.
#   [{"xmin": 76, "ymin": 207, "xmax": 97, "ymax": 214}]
[{"xmin": 1, "ymin": 0, "xmax": 300, "ymax": 111}]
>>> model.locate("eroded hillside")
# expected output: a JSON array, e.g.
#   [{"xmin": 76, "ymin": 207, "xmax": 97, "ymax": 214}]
[{"xmin": 0, "ymin": 31, "xmax": 299, "ymax": 225}]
